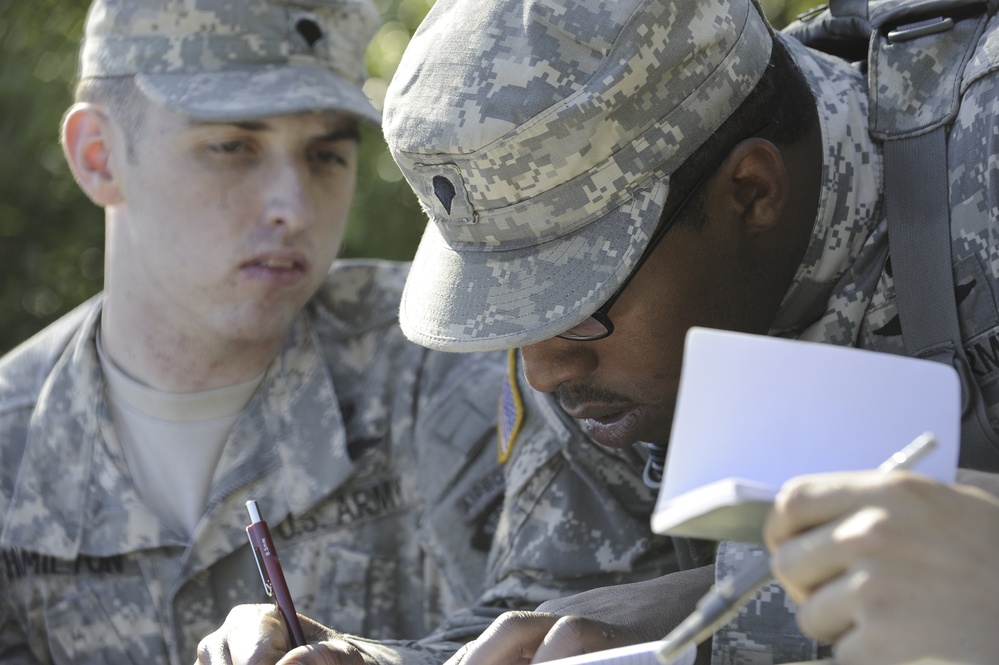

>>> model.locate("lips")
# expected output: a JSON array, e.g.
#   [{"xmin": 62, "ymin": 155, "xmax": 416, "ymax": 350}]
[
  {"xmin": 255, "ymin": 257, "xmax": 299, "ymax": 270},
  {"xmin": 563, "ymin": 403, "xmax": 646, "ymax": 449},
  {"xmin": 241, "ymin": 252, "xmax": 308, "ymax": 285}
]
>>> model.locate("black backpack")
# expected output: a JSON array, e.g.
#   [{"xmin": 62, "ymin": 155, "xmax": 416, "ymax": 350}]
[{"xmin": 785, "ymin": 0, "xmax": 999, "ymax": 470}]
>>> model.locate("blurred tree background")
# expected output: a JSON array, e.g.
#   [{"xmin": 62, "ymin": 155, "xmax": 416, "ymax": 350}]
[{"xmin": 0, "ymin": 0, "xmax": 821, "ymax": 353}]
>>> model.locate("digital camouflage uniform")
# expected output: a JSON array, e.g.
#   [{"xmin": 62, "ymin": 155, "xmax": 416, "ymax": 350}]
[
  {"xmin": 349, "ymin": 352, "xmax": 678, "ymax": 665},
  {"xmin": 0, "ymin": 260, "xmax": 677, "ymax": 665},
  {"xmin": 711, "ymin": 17, "xmax": 999, "ymax": 663},
  {"xmin": 379, "ymin": 0, "xmax": 999, "ymax": 661}
]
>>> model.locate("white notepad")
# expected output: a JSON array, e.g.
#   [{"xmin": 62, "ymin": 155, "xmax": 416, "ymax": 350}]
[
  {"xmin": 535, "ymin": 641, "xmax": 695, "ymax": 665},
  {"xmin": 651, "ymin": 327, "xmax": 961, "ymax": 543}
]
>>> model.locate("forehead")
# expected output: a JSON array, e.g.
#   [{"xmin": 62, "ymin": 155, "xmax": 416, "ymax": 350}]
[{"xmin": 142, "ymin": 98, "xmax": 361, "ymax": 136}]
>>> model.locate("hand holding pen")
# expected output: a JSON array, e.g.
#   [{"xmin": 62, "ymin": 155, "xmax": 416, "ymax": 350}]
[
  {"xmin": 654, "ymin": 433, "xmax": 939, "ymax": 664},
  {"xmin": 245, "ymin": 500, "xmax": 307, "ymax": 648},
  {"xmin": 760, "ymin": 433, "xmax": 999, "ymax": 665}
]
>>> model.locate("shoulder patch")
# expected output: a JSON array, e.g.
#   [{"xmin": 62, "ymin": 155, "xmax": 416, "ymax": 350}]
[{"xmin": 497, "ymin": 349, "xmax": 524, "ymax": 464}]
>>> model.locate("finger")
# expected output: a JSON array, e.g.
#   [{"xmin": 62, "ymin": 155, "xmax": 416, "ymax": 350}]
[
  {"xmin": 230, "ymin": 611, "xmax": 290, "ymax": 664},
  {"xmin": 766, "ymin": 472, "xmax": 879, "ymax": 546},
  {"xmin": 769, "ymin": 518, "xmax": 847, "ymax": 603},
  {"xmin": 277, "ymin": 638, "xmax": 369, "ymax": 665},
  {"xmin": 955, "ymin": 469, "xmax": 999, "ymax": 499},
  {"xmin": 443, "ymin": 643, "xmax": 470, "ymax": 665},
  {"xmin": 795, "ymin": 571, "xmax": 855, "ymax": 644},
  {"xmin": 196, "ymin": 604, "xmax": 286, "ymax": 665},
  {"xmin": 532, "ymin": 617, "xmax": 624, "ymax": 663},
  {"xmin": 298, "ymin": 614, "xmax": 338, "ymax": 644},
  {"xmin": 195, "ymin": 638, "xmax": 233, "ymax": 665},
  {"xmin": 461, "ymin": 612, "xmax": 560, "ymax": 665},
  {"xmin": 828, "ymin": 626, "xmax": 864, "ymax": 665}
]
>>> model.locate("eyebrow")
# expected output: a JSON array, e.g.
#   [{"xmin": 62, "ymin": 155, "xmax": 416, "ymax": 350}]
[
  {"xmin": 318, "ymin": 126, "xmax": 361, "ymax": 143},
  {"xmin": 186, "ymin": 119, "xmax": 361, "ymax": 142}
]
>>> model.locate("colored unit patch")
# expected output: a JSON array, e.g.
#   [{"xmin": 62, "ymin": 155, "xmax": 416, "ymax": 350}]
[{"xmin": 498, "ymin": 349, "xmax": 523, "ymax": 464}]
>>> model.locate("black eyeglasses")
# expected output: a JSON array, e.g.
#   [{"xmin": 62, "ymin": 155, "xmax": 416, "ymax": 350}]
[
  {"xmin": 555, "ymin": 172, "xmax": 710, "ymax": 341},
  {"xmin": 556, "ymin": 122, "xmax": 778, "ymax": 342}
]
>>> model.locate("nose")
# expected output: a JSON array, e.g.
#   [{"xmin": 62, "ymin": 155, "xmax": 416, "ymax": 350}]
[
  {"xmin": 263, "ymin": 160, "xmax": 314, "ymax": 233},
  {"xmin": 520, "ymin": 337, "xmax": 598, "ymax": 394}
]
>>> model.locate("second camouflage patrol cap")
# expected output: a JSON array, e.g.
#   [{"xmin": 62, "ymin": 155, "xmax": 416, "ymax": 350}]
[
  {"xmin": 79, "ymin": 0, "xmax": 381, "ymax": 123},
  {"xmin": 384, "ymin": 0, "xmax": 774, "ymax": 352}
]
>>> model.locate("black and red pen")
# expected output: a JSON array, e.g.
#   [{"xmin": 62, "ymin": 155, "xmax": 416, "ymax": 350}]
[{"xmin": 245, "ymin": 500, "xmax": 307, "ymax": 648}]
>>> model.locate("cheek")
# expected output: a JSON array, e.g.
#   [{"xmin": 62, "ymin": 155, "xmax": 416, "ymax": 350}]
[
  {"xmin": 133, "ymin": 180, "xmax": 213, "ymax": 251},
  {"xmin": 316, "ymin": 175, "xmax": 355, "ymax": 235},
  {"xmin": 315, "ymin": 203, "xmax": 351, "ymax": 263},
  {"xmin": 213, "ymin": 181, "xmax": 243, "ymax": 213},
  {"xmin": 601, "ymin": 243, "xmax": 721, "ymax": 400},
  {"xmin": 606, "ymin": 318, "xmax": 685, "ymax": 398},
  {"xmin": 652, "ymin": 230, "xmax": 755, "ymax": 333},
  {"xmin": 612, "ymin": 270, "xmax": 702, "ymax": 371}
]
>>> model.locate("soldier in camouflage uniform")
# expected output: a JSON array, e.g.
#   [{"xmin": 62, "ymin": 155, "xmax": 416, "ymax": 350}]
[
  {"xmin": 0, "ymin": 0, "xmax": 681, "ymax": 663},
  {"xmin": 196, "ymin": 345, "xmax": 679, "ymax": 665},
  {"xmin": 376, "ymin": 0, "xmax": 999, "ymax": 663}
]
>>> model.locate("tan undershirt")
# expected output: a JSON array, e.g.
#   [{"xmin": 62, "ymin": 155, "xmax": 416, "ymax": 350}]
[{"xmin": 97, "ymin": 331, "xmax": 264, "ymax": 537}]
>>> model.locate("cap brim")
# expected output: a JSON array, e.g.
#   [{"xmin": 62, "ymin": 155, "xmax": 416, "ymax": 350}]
[
  {"xmin": 136, "ymin": 65, "xmax": 380, "ymax": 124},
  {"xmin": 400, "ymin": 179, "xmax": 669, "ymax": 352}
]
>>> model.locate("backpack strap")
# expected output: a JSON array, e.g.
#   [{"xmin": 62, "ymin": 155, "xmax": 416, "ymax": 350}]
[
  {"xmin": 789, "ymin": 0, "xmax": 999, "ymax": 469},
  {"xmin": 786, "ymin": 2, "xmax": 872, "ymax": 61},
  {"xmin": 867, "ymin": 0, "xmax": 999, "ymax": 469}
]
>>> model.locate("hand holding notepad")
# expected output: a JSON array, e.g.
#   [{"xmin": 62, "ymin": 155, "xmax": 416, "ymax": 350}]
[
  {"xmin": 538, "ymin": 330, "xmax": 963, "ymax": 665},
  {"xmin": 651, "ymin": 328, "xmax": 961, "ymax": 543}
]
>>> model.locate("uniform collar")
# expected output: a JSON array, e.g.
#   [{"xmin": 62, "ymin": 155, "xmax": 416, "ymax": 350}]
[
  {"xmin": 502, "ymin": 350, "xmax": 651, "ymax": 500},
  {"xmin": 502, "ymin": 351, "xmax": 576, "ymax": 499},
  {"xmin": 1, "ymin": 303, "xmax": 353, "ymax": 562},
  {"xmin": 769, "ymin": 35, "xmax": 884, "ymax": 339}
]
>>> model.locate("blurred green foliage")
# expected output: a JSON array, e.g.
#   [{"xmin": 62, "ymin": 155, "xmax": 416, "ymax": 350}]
[{"xmin": 0, "ymin": 0, "xmax": 821, "ymax": 353}]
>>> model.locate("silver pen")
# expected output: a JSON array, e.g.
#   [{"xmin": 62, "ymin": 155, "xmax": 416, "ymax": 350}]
[{"xmin": 654, "ymin": 432, "xmax": 939, "ymax": 665}]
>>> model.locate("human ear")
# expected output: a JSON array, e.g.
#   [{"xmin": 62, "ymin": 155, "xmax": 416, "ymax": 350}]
[
  {"xmin": 717, "ymin": 138, "xmax": 788, "ymax": 236},
  {"xmin": 61, "ymin": 103, "xmax": 124, "ymax": 207}
]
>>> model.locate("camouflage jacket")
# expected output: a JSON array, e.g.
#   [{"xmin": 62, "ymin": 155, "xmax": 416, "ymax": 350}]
[
  {"xmin": 0, "ymin": 260, "xmax": 675, "ymax": 665},
  {"xmin": 712, "ymin": 14, "xmax": 999, "ymax": 664},
  {"xmin": 342, "ymin": 351, "xmax": 678, "ymax": 665}
]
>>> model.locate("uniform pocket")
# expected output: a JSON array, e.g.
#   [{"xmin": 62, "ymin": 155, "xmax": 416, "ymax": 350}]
[
  {"xmin": 284, "ymin": 543, "xmax": 429, "ymax": 640},
  {"xmin": 272, "ymin": 499, "xmax": 430, "ymax": 642},
  {"xmin": 44, "ymin": 582, "xmax": 167, "ymax": 665}
]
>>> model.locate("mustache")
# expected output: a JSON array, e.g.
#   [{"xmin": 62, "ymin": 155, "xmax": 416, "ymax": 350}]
[{"xmin": 553, "ymin": 383, "xmax": 634, "ymax": 411}]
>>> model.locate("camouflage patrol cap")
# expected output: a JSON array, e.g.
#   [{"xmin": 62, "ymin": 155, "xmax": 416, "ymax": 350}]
[
  {"xmin": 79, "ymin": 0, "xmax": 380, "ymax": 123},
  {"xmin": 384, "ymin": 0, "xmax": 774, "ymax": 352}
]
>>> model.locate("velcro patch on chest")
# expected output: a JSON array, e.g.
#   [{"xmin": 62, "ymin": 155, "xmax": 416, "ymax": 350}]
[{"xmin": 456, "ymin": 466, "xmax": 505, "ymax": 525}]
